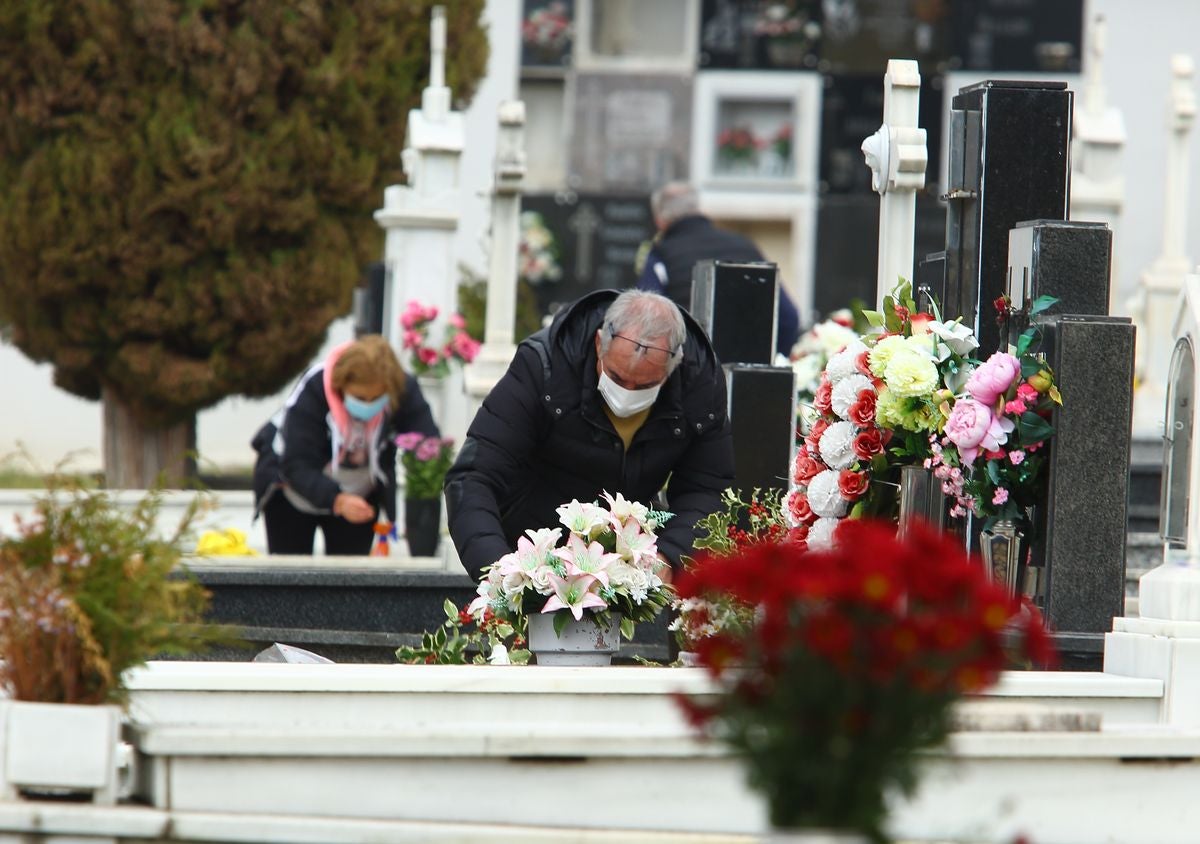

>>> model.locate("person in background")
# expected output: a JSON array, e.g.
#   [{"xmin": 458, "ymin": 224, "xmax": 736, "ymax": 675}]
[
  {"xmin": 252, "ymin": 335, "xmax": 438, "ymax": 555},
  {"xmin": 636, "ymin": 180, "xmax": 801, "ymax": 356},
  {"xmin": 444, "ymin": 288, "xmax": 734, "ymax": 581}
]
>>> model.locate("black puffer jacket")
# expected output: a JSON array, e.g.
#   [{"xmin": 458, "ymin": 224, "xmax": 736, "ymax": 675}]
[
  {"xmin": 445, "ymin": 290, "xmax": 735, "ymax": 580},
  {"xmin": 252, "ymin": 363, "xmax": 438, "ymax": 524}
]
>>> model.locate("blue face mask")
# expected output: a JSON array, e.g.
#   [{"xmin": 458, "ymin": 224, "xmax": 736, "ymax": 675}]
[{"xmin": 344, "ymin": 394, "xmax": 389, "ymax": 421}]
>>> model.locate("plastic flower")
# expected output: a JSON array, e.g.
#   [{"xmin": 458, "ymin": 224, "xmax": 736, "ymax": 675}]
[
  {"xmin": 806, "ymin": 516, "xmax": 841, "ymax": 550},
  {"xmin": 867, "ymin": 335, "xmax": 907, "ymax": 378},
  {"xmin": 556, "ymin": 500, "xmax": 609, "ymax": 538},
  {"xmin": 967, "ymin": 353, "xmax": 1022, "ymax": 406},
  {"xmin": 928, "ymin": 319, "xmax": 979, "ymax": 357},
  {"xmin": 806, "ymin": 469, "xmax": 849, "ymax": 519},
  {"xmin": 944, "ymin": 398, "xmax": 1013, "ymax": 465},
  {"xmin": 882, "ymin": 348, "xmax": 939, "ymax": 398},
  {"xmin": 601, "ymin": 491, "xmax": 650, "ymax": 527},
  {"xmin": 818, "ymin": 421, "xmax": 858, "ymax": 470},
  {"xmin": 541, "ymin": 572, "xmax": 607, "ymax": 621},
  {"xmin": 831, "ymin": 374, "xmax": 874, "ymax": 420},
  {"xmin": 825, "ymin": 339, "xmax": 869, "ymax": 383},
  {"xmin": 554, "ymin": 534, "xmax": 617, "ymax": 587}
]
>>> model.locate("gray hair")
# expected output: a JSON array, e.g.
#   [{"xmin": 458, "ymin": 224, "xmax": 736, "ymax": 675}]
[
  {"xmin": 650, "ymin": 181, "xmax": 700, "ymax": 227},
  {"xmin": 599, "ymin": 290, "xmax": 687, "ymax": 374}
]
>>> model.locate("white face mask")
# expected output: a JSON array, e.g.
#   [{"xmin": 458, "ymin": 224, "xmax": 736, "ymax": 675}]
[{"xmin": 598, "ymin": 369, "xmax": 661, "ymax": 418}]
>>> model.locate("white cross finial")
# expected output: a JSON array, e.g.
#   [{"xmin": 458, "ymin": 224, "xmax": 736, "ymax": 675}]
[{"xmin": 421, "ymin": 6, "xmax": 451, "ymax": 122}]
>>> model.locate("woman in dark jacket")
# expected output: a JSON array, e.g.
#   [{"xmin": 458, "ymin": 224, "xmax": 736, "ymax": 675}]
[{"xmin": 252, "ymin": 335, "xmax": 438, "ymax": 555}]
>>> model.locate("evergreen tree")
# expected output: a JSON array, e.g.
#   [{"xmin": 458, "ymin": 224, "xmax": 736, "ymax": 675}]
[{"xmin": 0, "ymin": 1, "xmax": 487, "ymax": 482}]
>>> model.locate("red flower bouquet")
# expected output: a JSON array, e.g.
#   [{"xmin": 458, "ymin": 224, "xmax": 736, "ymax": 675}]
[{"xmin": 676, "ymin": 519, "xmax": 1054, "ymax": 840}]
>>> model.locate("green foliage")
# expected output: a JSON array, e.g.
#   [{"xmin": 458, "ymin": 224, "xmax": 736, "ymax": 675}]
[
  {"xmin": 0, "ymin": 1, "xmax": 488, "ymax": 428},
  {"xmin": 0, "ymin": 477, "xmax": 230, "ymax": 704},
  {"xmin": 396, "ymin": 599, "xmax": 530, "ymax": 665},
  {"xmin": 395, "ymin": 433, "xmax": 454, "ymax": 500},
  {"xmin": 457, "ymin": 265, "xmax": 545, "ymax": 344},
  {"xmin": 693, "ymin": 487, "xmax": 789, "ymax": 556}
]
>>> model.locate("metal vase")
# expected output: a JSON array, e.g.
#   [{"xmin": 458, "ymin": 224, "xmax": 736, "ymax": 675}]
[
  {"xmin": 979, "ymin": 518, "xmax": 1027, "ymax": 596},
  {"xmin": 897, "ymin": 465, "xmax": 948, "ymax": 538}
]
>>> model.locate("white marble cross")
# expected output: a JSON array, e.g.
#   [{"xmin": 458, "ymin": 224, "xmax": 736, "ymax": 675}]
[
  {"xmin": 465, "ymin": 101, "xmax": 528, "ymax": 402},
  {"xmin": 861, "ymin": 59, "xmax": 928, "ymax": 307}
]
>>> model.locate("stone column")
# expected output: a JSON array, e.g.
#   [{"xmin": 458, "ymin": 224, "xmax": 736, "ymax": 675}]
[
  {"xmin": 1070, "ymin": 15, "xmax": 1126, "ymax": 314},
  {"xmin": 465, "ymin": 101, "xmax": 527, "ymax": 407},
  {"xmin": 1132, "ymin": 55, "xmax": 1196, "ymax": 435},
  {"xmin": 860, "ymin": 59, "xmax": 928, "ymax": 308}
]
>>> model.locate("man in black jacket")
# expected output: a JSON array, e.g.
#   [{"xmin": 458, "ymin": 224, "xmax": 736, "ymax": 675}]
[
  {"xmin": 445, "ymin": 289, "xmax": 734, "ymax": 580},
  {"xmin": 636, "ymin": 181, "xmax": 801, "ymax": 356}
]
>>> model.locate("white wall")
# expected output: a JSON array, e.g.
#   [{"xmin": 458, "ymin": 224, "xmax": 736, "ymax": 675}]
[{"xmin": 0, "ymin": 0, "xmax": 520, "ymax": 475}]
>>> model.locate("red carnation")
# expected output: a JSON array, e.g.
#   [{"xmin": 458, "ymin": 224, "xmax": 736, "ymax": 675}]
[
  {"xmin": 852, "ymin": 428, "xmax": 886, "ymax": 461},
  {"xmin": 838, "ymin": 469, "xmax": 869, "ymax": 500},
  {"xmin": 848, "ymin": 391, "xmax": 877, "ymax": 427}
]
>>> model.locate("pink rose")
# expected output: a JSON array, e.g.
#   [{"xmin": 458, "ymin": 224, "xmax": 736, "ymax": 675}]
[
  {"xmin": 449, "ymin": 313, "xmax": 467, "ymax": 329},
  {"xmin": 943, "ymin": 398, "xmax": 994, "ymax": 466},
  {"xmin": 966, "ymin": 353, "xmax": 1022, "ymax": 406}
]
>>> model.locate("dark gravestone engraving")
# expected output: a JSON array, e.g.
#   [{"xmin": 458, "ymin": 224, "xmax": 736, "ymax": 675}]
[{"xmin": 521, "ymin": 192, "xmax": 655, "ymax": 318}]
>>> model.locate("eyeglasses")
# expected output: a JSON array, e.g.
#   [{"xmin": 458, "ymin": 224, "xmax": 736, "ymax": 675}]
[{"xmin": 609, "ymin": 331, "xmax": 680, "ymax": 365}]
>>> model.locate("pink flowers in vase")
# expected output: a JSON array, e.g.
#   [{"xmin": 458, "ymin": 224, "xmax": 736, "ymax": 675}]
[{"xmin": 400, "ymin": 300, "xmax": 481, "ymax": 379}]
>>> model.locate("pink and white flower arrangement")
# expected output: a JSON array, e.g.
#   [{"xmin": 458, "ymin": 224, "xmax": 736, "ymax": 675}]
[
  {"xmin": 399, "ymin": 300, "xmax": 481, "ymax": 379},
  {"xmin": 468, "ymin": 492, "xmax": 674, "ymax": 639},
  {"xmin": 930, "ymin": 297, "xmax": 1062, "ymax": 526}
]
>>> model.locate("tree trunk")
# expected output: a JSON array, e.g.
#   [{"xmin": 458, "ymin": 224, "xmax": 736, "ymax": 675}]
[{"xmin": 102, "ymin": 387, "xmax": 196, "ymax": 488}]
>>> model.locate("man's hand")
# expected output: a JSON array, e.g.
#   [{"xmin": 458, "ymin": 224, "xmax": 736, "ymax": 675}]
[
  {"xmin": 657, "ymin": 552, "xmax": 674, "ymax": 585},
  {"xmin": 334, "ymin": 493, "xmax": 375, "ymax": 524}
]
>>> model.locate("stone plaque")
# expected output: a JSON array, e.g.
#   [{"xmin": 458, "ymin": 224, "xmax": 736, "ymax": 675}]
[
  {"xmin": 569, "ymin": 73, "xmax": 693, "ymax": 192},
  {"xmin": 950, "ymin": 0, "xmax": 1084, "ymax": 73}
]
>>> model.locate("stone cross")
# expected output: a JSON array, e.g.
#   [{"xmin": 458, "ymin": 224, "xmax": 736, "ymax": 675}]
[
  {"xmin": 373, "ymin": 4, "xmax": 467, "ymax": 444},
  {"xmin": 860, "ymin": 59, "xmax": 928, "ymax": 307},
  {"xmin": 567, "ymin": 203, "xmax": 602, "ymax": 281},
  {"xmin": 1131, "ymin": 55, "xmax": 1196, "ymax": 434},
  {"xmin": 465, "ymin": 101, "xmax": 527, "ymax": 402}
]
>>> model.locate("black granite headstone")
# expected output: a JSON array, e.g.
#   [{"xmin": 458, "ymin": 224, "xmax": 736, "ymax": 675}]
[
  {"xmin": 725, "ymin": 364, "xmax": 795, "ymax": 494},
  {"xmin": 943, "ymin": 80, "xmax": 1072, "ymax": 359},
  {"xmin": 1033, "ymin": 315, "xmax": 1134, "ymax": 662},
  {"xmin": 691, "ymin": 260, "xmax": 779, "ymax": 366},
  {"xmin": 1006, "ymin": 220, "xmax": 1113, "ymax": 321}
]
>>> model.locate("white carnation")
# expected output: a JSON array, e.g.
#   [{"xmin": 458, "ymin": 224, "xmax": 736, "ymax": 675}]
[
  {"xmin": 831, "ymin": 374, "xmax": 874, "ymax": 420},
  {"xmin": 818, "ymin": 420, "xmax": 858, "ymax": 470},
  {"xmin": 806, "ymin": 469, "xmax": 849, "ymax": 519},
  {"xmin": 824, "ymin": 339, "xmax": 868, "ymax": 384},
  {"xmin": 815, "ymin": 322, "xmax": 859, "ymax": 357},
  {"xmin": 807, "ymin": 516, "xmax": 842, "ymax": 550}
]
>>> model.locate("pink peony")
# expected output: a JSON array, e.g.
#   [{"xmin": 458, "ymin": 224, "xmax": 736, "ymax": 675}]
[
  {"xmin": 966, "ymin": 353, "xmax": 1022, "ymax": 406},
  {"xmin": 945, "ymin": 398, "xmax": 1008, "ymax": 466}
]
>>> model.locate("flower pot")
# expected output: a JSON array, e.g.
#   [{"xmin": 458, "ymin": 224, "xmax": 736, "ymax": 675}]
[
  {"xmin": 527, "ymin": 612, "xmax": 621, "ymax": 666},
  {"xmin": 979, "ymin": 518, "xmax": 1031, "ymax": 597},
  {"xmin": 898, "ymin": 464, "xmax": 948, "ymax": 537},
  {"xmin": 0, "ymin": 700, "xmax": 122, "ymax": 804},
  {"xmin": 405, "ymin": 497, "xmax": 441, "ymax": 557}
]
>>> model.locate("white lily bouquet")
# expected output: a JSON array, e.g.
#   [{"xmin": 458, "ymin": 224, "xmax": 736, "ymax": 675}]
[{"xmin": 468, "ymin": 492, "xmax": 675, "ymax": 639}]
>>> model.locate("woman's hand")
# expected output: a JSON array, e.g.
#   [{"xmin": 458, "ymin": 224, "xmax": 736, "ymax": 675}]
[{"xmin": 334, "ymin": 493, "xmax": 375, "ymax": 524}]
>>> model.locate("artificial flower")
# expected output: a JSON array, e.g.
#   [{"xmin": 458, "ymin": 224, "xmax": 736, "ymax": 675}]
[
  {"xmin": 818, "ymin": 420, "xmax": 858, "ymax": 470},
  {"xmin": 882, "ymin": 348, "xmax": 939, "ymax": 398},
  {"xmin": 966, "ymin": 353, "xmax": 1021, "ymax": 406},
  {"xmin": 826, "ymin": 339, "xmax": 869, "ymax": 383},
  {"xmin": 806, "ymin": 469, "xmax": 850, "ymax": 519}
]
